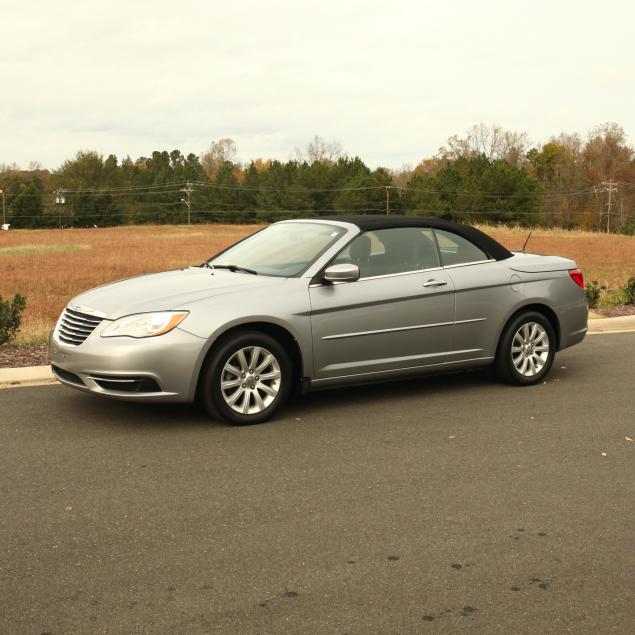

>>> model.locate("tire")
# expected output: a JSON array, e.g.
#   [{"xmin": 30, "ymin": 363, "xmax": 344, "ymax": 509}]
[
  {"xmin": 199, "ymin": 331, "xmax": 292, "ymax": 425},
  {"xmin": 495, "ymin": 311, "xmax": 556, "ymax": 386}
]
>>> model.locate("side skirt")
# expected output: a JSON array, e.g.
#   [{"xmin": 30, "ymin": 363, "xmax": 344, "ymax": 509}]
[{"xmin": 307, "ymin": 356, "xmax": 495, "ymax": 392}]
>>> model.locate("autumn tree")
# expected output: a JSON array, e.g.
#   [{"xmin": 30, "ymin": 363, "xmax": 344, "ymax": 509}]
[
  {"xmin": 439, "ymin": 123, "xmax": 531, "ymax": 166},
  {"xmin": 295, "ymin": 135, "xmax": 344, "ymax": 164},
  {"xmin": 201, "ymin": 138, "xmax": 238, "ymax": 180}
]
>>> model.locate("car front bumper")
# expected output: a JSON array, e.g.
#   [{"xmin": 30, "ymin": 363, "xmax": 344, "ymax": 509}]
[{"xmin": 48, "ymin": 326, "xmax": 207, "ymax": 403}]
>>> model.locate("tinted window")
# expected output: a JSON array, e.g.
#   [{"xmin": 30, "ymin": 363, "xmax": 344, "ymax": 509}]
[
  {"xmin": 434, "ymin": 229, "xmax": 488, "ymax": 266},
  {"xmin": 333, "ymin": 227, "xmax": 440, "ymax": 278}
]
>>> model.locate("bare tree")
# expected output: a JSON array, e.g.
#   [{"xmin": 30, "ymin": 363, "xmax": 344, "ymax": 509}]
[
  {"xmin": 438, "ymin": 123, "xmax": 531, "ymax": 166},
  {"xmin": 390, "ymin": 163, "xmax": 414, "ymax": 190},
  {"xmin": 295, "ymin": 135, "xmax": 344, "ymax": 164},
  {"xmin": 201, "ymin": 138, "xmax": 238, "ymax": 179},
  {"xmin": 0, "ymin": 162, "xmax": 20, "ymax": 174},
  {"xmin": 584, "ymin": 122, "xmax": 632, "ymax": 182}
]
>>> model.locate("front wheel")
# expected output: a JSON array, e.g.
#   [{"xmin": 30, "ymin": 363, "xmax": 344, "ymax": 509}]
[
  {"xmin": 495, "ymin": 312, "xmax": 556, "ymax": 386},
  {"xmin": 199, "ymin": 331, "xmax": 292, "ymax": 425}
]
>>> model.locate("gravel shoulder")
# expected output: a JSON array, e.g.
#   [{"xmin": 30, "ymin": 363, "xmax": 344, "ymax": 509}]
[
  {"xmin": 0, "ymin": 344, "xmax": 49, "ymax": 368},
  {"xmin": 594, "ymin": 305, "xmax": 635, "ymax": 317}
]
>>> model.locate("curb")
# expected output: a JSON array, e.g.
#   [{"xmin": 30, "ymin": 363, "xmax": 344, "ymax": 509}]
[
  {"xmin": 1, "ymin": 315, "xmax": 634, "ymax": 389},
  {"xmin": 0, "ymin": 365, "xmax": 56, "ymax": 389},
  {"xmin": 585, "ymin": 315, "xmax": 635, "ymax": 335}
]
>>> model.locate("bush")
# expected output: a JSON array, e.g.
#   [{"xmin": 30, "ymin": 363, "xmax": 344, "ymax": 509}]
[
  {"xmin": 585, "ymin": 281, "xmax": 605, "ymax": 309},
  {"xmin": 0, "ymin": 294, "xmax": 27, "ymax": 345},
  {"xmin": 623, "ymin": 277, "xmax": 635, "ymax": 305}
]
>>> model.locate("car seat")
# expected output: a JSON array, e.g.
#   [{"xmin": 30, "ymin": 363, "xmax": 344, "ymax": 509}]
[{"xmin": 349, "ymin": 234, "xmax": 372, "ymax": 276}]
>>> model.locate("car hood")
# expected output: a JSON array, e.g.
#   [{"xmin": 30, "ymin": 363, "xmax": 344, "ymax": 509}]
[{"xmin": 69, "ymin": 267, "xmax": 287, "ymax": 319}]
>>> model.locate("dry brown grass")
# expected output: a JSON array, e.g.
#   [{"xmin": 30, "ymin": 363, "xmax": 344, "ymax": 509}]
[
  {"xmin": 0, "ymin": 224, "xmax": 262, "ymax": 343},
  {"xmin": 0, "ymin": 223, "xmax": 633, "ymax": 343}
]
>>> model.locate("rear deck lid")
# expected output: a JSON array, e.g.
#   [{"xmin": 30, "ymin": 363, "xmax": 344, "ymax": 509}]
[{"xmin": 508, "ymin": 252, "xmax": 576, "ymax": 273}]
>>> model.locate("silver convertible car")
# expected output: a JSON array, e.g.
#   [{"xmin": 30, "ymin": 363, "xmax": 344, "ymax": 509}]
[{"xmin": 49, "ymin": 216, "xmax": 588, "ymax": 424}]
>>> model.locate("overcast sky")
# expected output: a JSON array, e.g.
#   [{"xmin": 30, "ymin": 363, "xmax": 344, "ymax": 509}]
[{"xmin": 1, "ymin": 0, "xmax": 633, "ymax": 171}]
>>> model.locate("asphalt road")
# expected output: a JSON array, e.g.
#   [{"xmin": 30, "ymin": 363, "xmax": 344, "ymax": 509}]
[{"xmin": 1, "ymin": 334, "xmax": 633, "ymax": 635}]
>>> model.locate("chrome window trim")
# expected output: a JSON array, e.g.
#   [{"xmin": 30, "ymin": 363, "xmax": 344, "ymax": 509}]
[
  {"xmin": 361, "ymin": 266, "xmax": 444, "ymax": 282},
  {"xmin": 442, "ymin": 259, "xmax": 495, "ymax": 269}
]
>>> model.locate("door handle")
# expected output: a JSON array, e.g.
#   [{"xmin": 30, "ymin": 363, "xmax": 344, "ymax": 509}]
[{"xmin": 423, "ymin": 279, "xmax": 448, "ymax": 287}]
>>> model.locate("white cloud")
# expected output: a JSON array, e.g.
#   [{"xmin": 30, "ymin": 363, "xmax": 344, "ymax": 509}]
[{"xmin": 1, "ymin": 0, "xmax": 633, "ymax": 169}]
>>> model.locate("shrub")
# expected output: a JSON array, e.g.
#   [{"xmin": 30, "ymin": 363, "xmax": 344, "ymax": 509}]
[
  {"xmin": 623, "ymin": 277, "xmax": 635, "ymax": 305},
  {"xmin": 585, "ymin": 281, "xmax": 605, "ymax": 309},
  {"xmin": 619, "ymin": 223, "xmax": 635, "ymax": 236},
  {"xmin": 0, "ymin": 294, "xmax": 27, "ymax": 345}
]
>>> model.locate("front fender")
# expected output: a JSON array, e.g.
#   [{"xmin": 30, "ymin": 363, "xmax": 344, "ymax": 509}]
[{"xmin": 178, "ymin": 281, "xmax": 314, "ymax": 397}]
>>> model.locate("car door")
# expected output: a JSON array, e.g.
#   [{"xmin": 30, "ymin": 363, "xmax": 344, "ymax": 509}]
[
  {"xmin": 309, "ymin": 227, "xmax": 455, "ymax": 381},
  {"xmin": 434, "ymin": 228, "xmax": 514, "ymax": 362}
]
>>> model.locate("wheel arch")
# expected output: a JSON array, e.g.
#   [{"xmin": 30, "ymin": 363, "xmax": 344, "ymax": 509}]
[
  {"xmin": 496, "ymin": 303, "xmax": 561, "ymax": 356},
  {"xmin": 194, "ymin": 321, "xmax": 305, "ymax": 398}
]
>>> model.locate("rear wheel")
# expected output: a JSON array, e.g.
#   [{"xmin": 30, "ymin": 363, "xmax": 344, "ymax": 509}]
[
  {"xmin": 199, "ymin": 331, "xmax": 292, "ymax": 425},
  {"xmin": 495, "ymin": 311, "xmax": 556, "ymax": 385}
]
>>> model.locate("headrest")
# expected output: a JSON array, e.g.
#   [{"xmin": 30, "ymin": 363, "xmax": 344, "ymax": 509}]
[{"xmin": 350, "ymin": 234, "xmax": 372, "ymax": 260}]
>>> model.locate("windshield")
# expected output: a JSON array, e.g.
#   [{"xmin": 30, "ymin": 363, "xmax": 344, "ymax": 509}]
[{"xmin": 208, "ymin": 222, "xmax": 346, "ymax": 277}]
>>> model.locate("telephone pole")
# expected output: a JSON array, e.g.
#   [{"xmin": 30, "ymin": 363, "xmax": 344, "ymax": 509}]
[
  {"xmin": 601, "ymin": 180, "xmax": 618, "ymax": 233},
  {"xmin": 180, "ymin": 181, "xmax": 194, "ymax": 225},
  {"xmin": 55, "ymin": 188, "xmax": 66, "ymax": 229},
  {"xmin": 0, "ymin": 189, "xmax": 5, "ymax": 226},
  {"xmin": 385, "ymin": 185, "xmax": 391, "ymax": 215}
]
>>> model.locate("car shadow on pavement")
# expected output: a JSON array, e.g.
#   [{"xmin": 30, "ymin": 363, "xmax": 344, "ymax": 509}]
[
  {"xmin": 59, "ymin": 391, "xmax": 223, "ymax": 429},
  {"xmin": 55, "ymin": 367, "xmax": 496, "ymax": 429},
  {"xmin": 57, "ymin": 362, "xmax": 577, "ymax": 429},
  {"xmin": 288, "ymin": 367, "xmax": 497, "ymax": 416}
]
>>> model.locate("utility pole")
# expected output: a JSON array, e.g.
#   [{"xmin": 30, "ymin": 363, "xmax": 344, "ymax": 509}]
[
  {"xmin": 385, "ymin": 185, "xmax": 391, "ymax": 216},
  {"xmin": 601, "ymin": 180, "xmax": 618, "ymax": 233},
  {"xmin": 55, "ymin": 188, "xmax": 65, "ymax": 229},
  {"xmin": 0, "ymin": 189, "xmax": 5, "ymax": 226},
  {"xmin": 180, "ymin": 181, "xmax": 194, "ymax": 225}
]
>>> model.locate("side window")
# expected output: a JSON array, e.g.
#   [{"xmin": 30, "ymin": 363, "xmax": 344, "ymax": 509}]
[
  {"xmin": 434, "ymin": 229, "xmax": 488, "ymax": 266},
  {"xmin": 333, "ymin": 227, "xmax": 440, "ymax": 278}
]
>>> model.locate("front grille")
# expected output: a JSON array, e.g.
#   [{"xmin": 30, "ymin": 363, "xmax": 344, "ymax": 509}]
[{"xmin": 57, "ymin": 308, "xmax": 103, "ymax": 346}]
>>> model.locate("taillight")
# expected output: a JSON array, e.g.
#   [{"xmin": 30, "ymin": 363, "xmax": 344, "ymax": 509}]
[{"xmin": 569, "ymin": 268, "xmax": 584, "ymax": 288}]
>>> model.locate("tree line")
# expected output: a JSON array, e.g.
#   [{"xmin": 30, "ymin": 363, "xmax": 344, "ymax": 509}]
[{"xmin": 1, "ymin": 123, "xmax": 634, "ymax": 233}]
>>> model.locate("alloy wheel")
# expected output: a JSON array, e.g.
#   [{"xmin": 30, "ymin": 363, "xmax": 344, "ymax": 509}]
[
  {"xmin": 511, "ymin": 322, "xmax": 550, "ymax": 377},
  {"xmin": 220, "ymin": 346, "xmax": 281, "ymax": 414}
]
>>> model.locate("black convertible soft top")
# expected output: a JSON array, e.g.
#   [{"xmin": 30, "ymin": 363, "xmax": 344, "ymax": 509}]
[{"xmin": 313, "ymin": 215, "xmax": 513, "ymax": 261}]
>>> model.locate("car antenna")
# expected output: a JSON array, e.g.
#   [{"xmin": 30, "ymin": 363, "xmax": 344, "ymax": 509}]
[{"xmin": 520, "ymin": 231, "xmax": 532, "ymax": 252}]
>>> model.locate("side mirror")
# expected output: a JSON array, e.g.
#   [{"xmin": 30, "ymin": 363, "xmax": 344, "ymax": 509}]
[{"xmin": 323, "ymin": 263, "xmax": 360, "ymax": 283}]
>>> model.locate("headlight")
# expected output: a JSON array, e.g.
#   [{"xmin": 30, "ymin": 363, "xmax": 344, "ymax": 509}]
[{"xmin": 101, "ymin": 311, "xmax": 189, "ymax": 338}]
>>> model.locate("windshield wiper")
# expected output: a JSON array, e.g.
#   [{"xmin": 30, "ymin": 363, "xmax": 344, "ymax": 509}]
[{"xmin": 211, "ymin": 264, "xmax": 258, "ymax": 275}]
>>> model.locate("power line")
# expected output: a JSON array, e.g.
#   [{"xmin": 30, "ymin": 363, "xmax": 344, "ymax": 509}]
[
  {"xmin": 59, "ymin": 181, "xmax": 190, "ymax": 193},
  {"xmin": 180, "ymin": 181, "xmax": 194, "ymax": 225},
  {"xmin": 600, "ymin": 180, "xmax": 618, "ymax": 234}
]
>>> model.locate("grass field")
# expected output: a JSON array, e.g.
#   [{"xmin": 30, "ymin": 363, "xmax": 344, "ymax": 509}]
[{"xmin": 1, "ymin": 223, "xmax": 633, "ymax": 343}]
